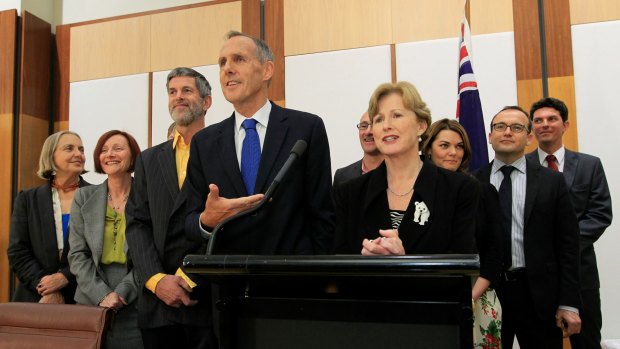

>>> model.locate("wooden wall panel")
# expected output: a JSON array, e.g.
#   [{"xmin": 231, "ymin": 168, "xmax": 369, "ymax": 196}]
[
  {"xmin": 392, "ymin": 0, "xmax": 461, "ymax": 43},
  {"xmin": 470, "ymin": 0, "xmax": 513, "ymax": 35},
  {"xmin": 512, "ymin": 0, "xmax": 541, "ymax": 80},
  {"xmin": 517, "ymin": 79, "xmax": 543, "ymax": 154},
  {"xmin": 70, "ymin": 16, "xmax": 151, "ymax": 82},
  {"xmin": 241, "ymin": 0, "xmax": 260, "ymax": 38},
  {"xmin": 543, "ymin": 0, "xmax": 573, "ymax": 77},
  {"xmin": 283, "ymin": 0, "xmax": 391, "ymax": 56},
  {"xmin": 150, "ymin": 2, "xmax": 241, "ymax": 71},
  {"xmin": 548, "ymin": 76, "xmax": 578, "ymax": 150},
  {"xmin": 53, "ymin": 24, "xmax": 70, "ymax": 130},
  {"xmin": 570, "ymin": 0, "xmax": 620, "ymax": 25},
  {"xmin": 265, "ymin": 0, "xmax": 285, "ymax": 102},
  {"xmin": 18, "ymin": 11, "xmax": 50, "ymax": 190},
  {"xmin": 0, "ymin": 9, "xmax": 17, "ymax": 303}
]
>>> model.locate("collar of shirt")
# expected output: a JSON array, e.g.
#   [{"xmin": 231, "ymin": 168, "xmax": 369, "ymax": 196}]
[
  {"xmin": 492, "ymin": 156, "xmax": 526, "ymax": 176},
  {"xmin": 172, "ymin": 129, "xmax": 189, "ymax": 150},
  {"xmin": 234, "ymin": 100, "xmax": 272, "ymax": 133},
  {"xmin": 536, "ymin": 146, "xmax": 565, "ymax": 171},
  {"xmin": 234, "ymin": 100, "xmax": 272, "ymax": 166}
]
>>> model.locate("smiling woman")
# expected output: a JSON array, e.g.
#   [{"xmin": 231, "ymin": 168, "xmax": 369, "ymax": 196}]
[
  {"xmin": 333, "ymin": 81, "xmax": 480, "ymax": 256},
  {"xmin": 68, "ymin": 129, "xmax": 144, "ymax": 348},
  {"xmin": 8, "ymin": 131, "xmax": 88, "ymax": 304}
]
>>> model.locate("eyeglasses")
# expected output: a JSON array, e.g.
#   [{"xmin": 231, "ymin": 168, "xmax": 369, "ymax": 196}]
[
  {"xmin": 357, "ymin": 122, "xmax": 370, "ymax": 130},
  {"xmin": 491, "ymin": 123, "xmax": 528, "ymax": 133}
]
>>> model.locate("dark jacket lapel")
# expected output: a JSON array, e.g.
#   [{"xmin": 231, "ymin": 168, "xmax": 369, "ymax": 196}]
[
  {"xmin": 524, "ymin": 159, "xmax": 541, "ymax": 228},
  {"xmin": 37, "ymin": 183, "xmax": 59, "ymax": 264},
  {"xmin": 563, "ymin": 149, "xmax": 578, "ymax": 188},
  {"xmin": 397, "ymin": 159, "xmax": 436, "ymax": 246},
  {"xmin": 255, "ymin": 102, "xmax": 289, "ymax": 194},
  {"xmin": 157, "ymin": 140, "xmax": 180, "ymax": 200},
  {"xmin": 217, "ymin": 114, "xmax": 247, "ymax": 196}
]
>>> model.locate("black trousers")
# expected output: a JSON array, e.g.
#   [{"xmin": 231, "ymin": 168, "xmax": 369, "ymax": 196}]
[
  {"xmin": 498, "ymin": 270, "xmax": 563, "ymax": 349},
  {"xmin": 570, "ymin": 288, "xmax": 602, "ymax": 349},
  {"xmin": 141, "ymin": 324, "xmax": 218, "ymax": 349}
]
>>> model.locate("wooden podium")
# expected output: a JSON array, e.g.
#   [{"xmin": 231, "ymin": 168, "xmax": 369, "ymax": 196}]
[{"xmin": 184, "ymin": 254, "xmax": 479, "ymax": 349}]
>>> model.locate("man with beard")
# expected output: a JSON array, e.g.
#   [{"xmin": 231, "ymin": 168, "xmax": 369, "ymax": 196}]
[
  {"xmin": 333, "ymin": 111, "xmax": 384, "ymax": 187},
  {"xmin": 126, "ymin": 67, "xmax": 217, "ymax": 348}
]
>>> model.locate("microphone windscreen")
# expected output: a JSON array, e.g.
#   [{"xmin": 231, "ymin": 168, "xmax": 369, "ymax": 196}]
[{"xmin": 291, "ymin": 140, "xmax": 308, "ymax": 157}]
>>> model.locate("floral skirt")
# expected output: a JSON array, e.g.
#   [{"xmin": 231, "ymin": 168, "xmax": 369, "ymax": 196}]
[{"xmin": 474, "ymin": 288, "xmax": 502, "ymax": 349}]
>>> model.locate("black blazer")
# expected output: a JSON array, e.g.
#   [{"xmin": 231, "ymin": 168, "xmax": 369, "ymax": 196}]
[
  {"xmin": 476, "ymin": 158, "xmax": 581, "ymax": 318},
  {"xmin": 527, "ymin": 149, "xmax": 612, "ymax": 289},
  {"xmin": 7, "ymin": 179, "xmax": 88, "ymax": 302},
  {"xmin": 125, "ymin": 140, "xmax": 212, "ymax": 329},
  {"xmin": 475, "ymin": 181, "xmax": 504, "ymax": 286},
  {"xmin": 184, "ymin": 102, "xmax": 335, "ymax": 255},
  {"xmin": 333, "ymin": 160, "xmax": 479, "ymax": 254},
  {"xmin": 333, "ymin": 160, "xmax": 362, "ymax": 188}
]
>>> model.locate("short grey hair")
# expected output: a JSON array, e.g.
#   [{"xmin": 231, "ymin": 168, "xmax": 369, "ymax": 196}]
[
  {"xmin": 166, "ymin": 67, "xmax": 212, "ymax": 98},
  {"xmin": 37, "ymin": 130, "xmax": 83, "ymax": 180},
  {"xmin": 225, "ymin": 30, "xmax": 274, "ymax": 63}
]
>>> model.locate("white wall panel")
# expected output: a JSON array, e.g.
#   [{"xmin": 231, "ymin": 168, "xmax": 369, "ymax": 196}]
[
  {"xmin": 69, "ymin": 74, "xmax": 150, "ymax": 184},
  {"xmin": 285, "ymin": 46, "xmax": 392, "ymax": 176},
  {"xmin": 572, "ymin": 20, "xmax": 620, "ymax": 341},
  {"xmin": 151, "ymin": 65, "xmax": 233, "ymax": 147},
  {"xmin": 396, "ymin": 33, "xmax": 517, "ymax": 160}
]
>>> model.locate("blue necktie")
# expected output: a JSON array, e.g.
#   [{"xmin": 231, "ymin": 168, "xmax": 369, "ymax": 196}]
[{"xmin": 241, "ymin": 118, "xmax": 261, "ymax": 194}]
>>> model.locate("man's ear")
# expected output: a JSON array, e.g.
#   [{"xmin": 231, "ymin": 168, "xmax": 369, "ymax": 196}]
[{"xmin": 263, "ymin": 61, "xmax": 275, "ymax": 82}]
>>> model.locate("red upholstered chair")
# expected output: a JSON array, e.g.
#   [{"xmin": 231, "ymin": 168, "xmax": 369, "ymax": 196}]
[{"xmin": 0, "ymin": 302, "xmax": 112, "ymax": 349}]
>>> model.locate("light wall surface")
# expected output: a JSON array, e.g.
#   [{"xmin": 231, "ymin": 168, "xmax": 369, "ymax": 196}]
[{"xmin": 572, "ymin": 19, "xmax": 620, "ymax": 340}]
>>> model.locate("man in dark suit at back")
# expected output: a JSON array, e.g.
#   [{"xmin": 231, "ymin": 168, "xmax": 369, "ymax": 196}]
[
  {"xmin": 476, "ymin": 105, "xmax": 582, "ymax": 349},
  {"xmin": 526, "ymin": 97, "xmax": 612, "ymax": 349},
  {"xmin": 125, "ymin": 67, "xmax": 217, "ymax": 348},
  {"xmin": 333, "ymin": 111, "xmax": 383, "ymax": 187},
  {"xmin": 184, "ymin": 31, "xmax": 334, "ymax": 255}
]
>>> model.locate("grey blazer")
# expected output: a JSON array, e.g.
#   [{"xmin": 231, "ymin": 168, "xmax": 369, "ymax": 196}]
[{"xmin": 68, "ymin": 181, "xmax": 138, "ymax": 305}]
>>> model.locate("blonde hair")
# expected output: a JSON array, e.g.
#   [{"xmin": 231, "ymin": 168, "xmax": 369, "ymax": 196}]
[
  {"xmin": 37, "ymin": 130, "xmax": 83, "ymax": 180},
  {"xmin": 367, "ymin": 81, "xmax": 432, "ymax": 143}
]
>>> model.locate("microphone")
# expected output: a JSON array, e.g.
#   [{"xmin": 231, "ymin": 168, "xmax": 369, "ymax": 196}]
[{"xmin": 205, "ymin": 140, "xmax": 308, "ymax": 255}]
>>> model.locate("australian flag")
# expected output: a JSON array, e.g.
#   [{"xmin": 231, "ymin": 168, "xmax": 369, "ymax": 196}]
[{"xmin": 456, "ymin": 12, "xmax": 489, "ymax": 171}]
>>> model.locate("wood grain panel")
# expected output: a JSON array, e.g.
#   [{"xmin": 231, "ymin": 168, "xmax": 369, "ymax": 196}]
[
  {"xmin": 512, "ymin": 0, "xmax": 542, "ymax": 80},
  {"xmin": 150, "ymin": 2, "xmax": 241, "ymax": 71},
  {"xmin": 0, "ymin": 9, "xmax": 17, "ymax": 304},
  {"xmin": 70, "ymin": 16, "xmax": 151, "ymax": 82},
  {"xmin": 265, "ymin": 0, "xmax": 284, "ymax": 102},
  {"xmin": 392, "ymin": 0, "xmax": 461, "ymax": 43},
  {"xmin": 470, "ymin": 0, "xmax": 513, "ymax": 35},
  {"xmin": 548, "ymin": 76, "xmax": 578, "ymax": 151},
  {"xmin": 543, "ymin": 0, "xmax": 573, "ymax": 77},
  {"xmin": 17, "ymin": 115, "xmax": 49, "ymax": 189},
  {"xmin": 517, "ymin": 79, "xmax": 544, "ymax": 153},
  {"xmin": 570, "ymin": 0, "xmax": 620, "ymax": 25},
  {"xmin": 242, "ymin": 0, "xmax": 260, "ymax": 38},
  {"xmin": 284, "ymin": 0, "xmax": 391, "ymax": 56},
  {"xmin": 19, "ymin": 11, "xmax": 50, "ymax": 192},
  {"xmin": 54, "ymin": 24, "xmax": 70, "ymax": 126}
]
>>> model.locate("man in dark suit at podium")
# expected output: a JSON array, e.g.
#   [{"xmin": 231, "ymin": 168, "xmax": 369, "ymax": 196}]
[
  {"xmin": 526, "ymin": 97, "xmax": 612, "ymax": 349},
  {"xmin": 475, "ymin": 106, "xmax": 581, "ymax": 349},
  {"xmin": 184, "ymin": 31, "xmax": 334, "ymax": 255},
  {"xmin": 333, "ymin": 111, "xmax": 383, "ymax": 187}
]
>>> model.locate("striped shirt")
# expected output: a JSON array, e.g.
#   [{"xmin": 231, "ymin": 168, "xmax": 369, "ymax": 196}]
[{"xmin": 490, "ymin": 156, "xmax": 527, "ymax": 269}]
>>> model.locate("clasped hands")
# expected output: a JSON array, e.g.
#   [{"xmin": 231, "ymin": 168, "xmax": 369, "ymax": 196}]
[
  {"xmin": 361, "ymin": 229, "xmax": 405, "ymax": 256},
  {"xmin": 37, "ymin": 272, "xmax": 68, "ymax": 304}
]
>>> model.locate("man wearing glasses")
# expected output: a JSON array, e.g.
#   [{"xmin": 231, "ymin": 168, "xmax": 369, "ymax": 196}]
[
  {"xmin": 475, "ymin": 106, "xmax": 582, "ymax": 349},
  {"xmin": 333, "ymin": 111, "xmax": 384, "ymax": 187}
]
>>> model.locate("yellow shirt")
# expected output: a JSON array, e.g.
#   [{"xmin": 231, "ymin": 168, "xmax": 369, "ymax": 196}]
[
  {"xmin": 144, "ymin": 129, "xmax": 196, "ymax": 293},
  {"xmin": 173, "ymin": 129, "xmax": 190, "ymax": 189},
  {"xmin": 101, "ymin": 206, "xmax": 127, "ymax": 265}
]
